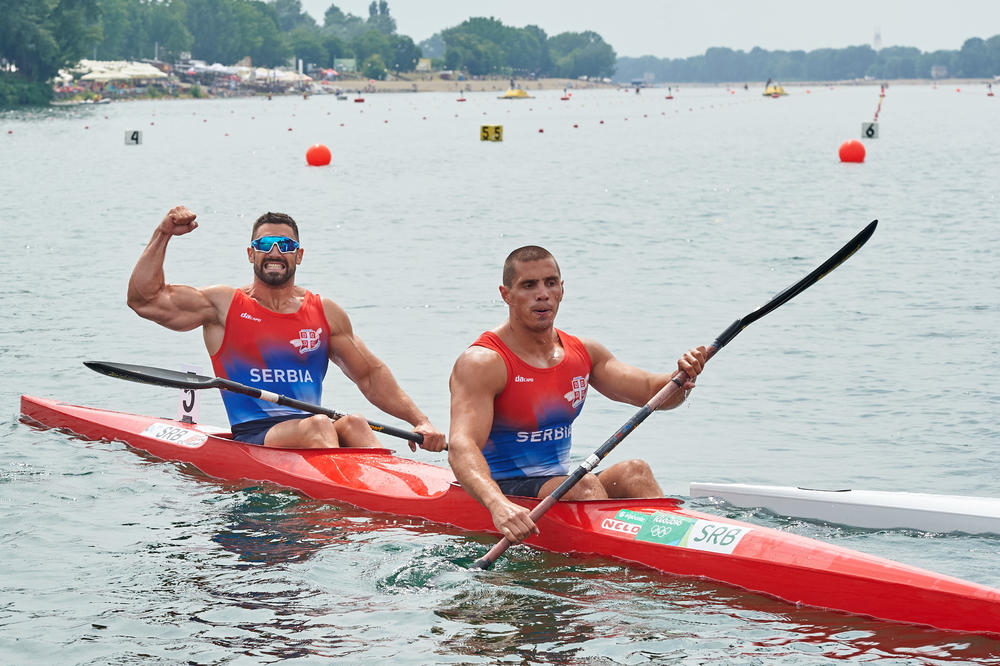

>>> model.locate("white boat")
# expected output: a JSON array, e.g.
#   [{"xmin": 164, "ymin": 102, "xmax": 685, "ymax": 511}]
[{"xmin": 689, "ymin": 482, "xmax": 1000, "ymax": 534}]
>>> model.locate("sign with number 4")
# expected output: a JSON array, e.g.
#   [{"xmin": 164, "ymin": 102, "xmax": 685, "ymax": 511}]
[{"xmin": 124, "ymin": 130, "xmax": 142, "ymax": 145}]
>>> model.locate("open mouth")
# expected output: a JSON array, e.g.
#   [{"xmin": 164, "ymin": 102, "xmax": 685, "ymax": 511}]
[{"xmin": 263, "ymin": 259, "xmax": 286, "ymax": 271}]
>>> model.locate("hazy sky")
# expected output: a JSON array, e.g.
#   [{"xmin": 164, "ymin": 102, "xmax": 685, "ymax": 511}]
[{"xmin": 299, "ymin": 0, "xmax": 1000, "ymax": 59}]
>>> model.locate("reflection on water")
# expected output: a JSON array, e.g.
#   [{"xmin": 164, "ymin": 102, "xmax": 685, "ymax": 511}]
[{"xmin": 84, "ymin": 445, "xmax": 1000, "ymax": 663}]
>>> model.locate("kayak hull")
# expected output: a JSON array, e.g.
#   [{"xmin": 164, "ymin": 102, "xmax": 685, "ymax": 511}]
[
  {"xmin": 20, "ymin": 395, "xmax": 1000, "ymax": 637},
  {"xmin": 690, "ymin": 481, "xmax": 1000, "ymax": 534}
]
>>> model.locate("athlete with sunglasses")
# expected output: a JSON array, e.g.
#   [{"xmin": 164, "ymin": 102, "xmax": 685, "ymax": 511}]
[{"xmin": 127, "ymin": 205, "xmax": 446, "ymax": 451}]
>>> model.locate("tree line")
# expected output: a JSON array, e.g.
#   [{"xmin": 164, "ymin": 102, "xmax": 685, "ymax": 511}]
[
  {"xmin": 1, "ymin": 0, "xmax": 615, "ymax": 107},
  {"xmin": 616, "ymin": 37, "xmax": 1000, "ymax": 84}
]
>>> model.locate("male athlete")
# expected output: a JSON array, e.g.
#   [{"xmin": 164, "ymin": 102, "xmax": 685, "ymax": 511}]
[
  {"xmin": 127, "ymin": 205, "xmax": 445, "ymax": 451},
  {"xmin": 448, "ymin": 246, "xmax": 707, "ymax": 543}
]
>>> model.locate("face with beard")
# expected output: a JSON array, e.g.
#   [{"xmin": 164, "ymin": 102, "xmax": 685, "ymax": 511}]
[{"xmin": 247, "ymin": 223, "xmax": 302, "ymax": 287}]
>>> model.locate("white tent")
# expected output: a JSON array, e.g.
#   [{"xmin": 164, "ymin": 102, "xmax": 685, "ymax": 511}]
[{"xmin": 74, "ymin": 60, "xmax": 167, "ymax": 82}]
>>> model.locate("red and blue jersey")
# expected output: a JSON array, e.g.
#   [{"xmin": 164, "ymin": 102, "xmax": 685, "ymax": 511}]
[
  {"xmin": 211, "ymin": 290, "xmax": 329, "ymax": 426},
  {"xmin": 474, "ymin": 330, "xmax": 592, "ymax": 479}
]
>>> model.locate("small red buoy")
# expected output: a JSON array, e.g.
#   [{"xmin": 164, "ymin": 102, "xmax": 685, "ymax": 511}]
[
  {"xmin": 306, "ymin": 143, "xmax": 331, "ymax": 166},
  {"xmin": 538, "ymin": 128, "xmax": 544, "ymax": 133},
  {"xmin": 838, "ymin": 139, "xmax": 865, "ymax": 163},
  {"xmin": 599, "ymin": 120, "xmax": 604, "ymax": 124},
  {"xmin": 573, "ymin": 124, "xmax": 578, "ymax": 128},
  {"xmin": 354, "ymin": 97, "xmax": 364, "ymax": 103}
]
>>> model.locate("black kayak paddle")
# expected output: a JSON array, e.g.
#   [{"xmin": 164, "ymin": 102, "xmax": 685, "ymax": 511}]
[{"xmin": 83, "ymin": 361, "xmax": 424, "ymax": 444}]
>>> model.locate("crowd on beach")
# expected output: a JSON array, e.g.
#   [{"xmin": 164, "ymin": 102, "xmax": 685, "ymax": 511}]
[{"xmin": 50, "ymin": 58, "xmax": 613, "ymax": 104}]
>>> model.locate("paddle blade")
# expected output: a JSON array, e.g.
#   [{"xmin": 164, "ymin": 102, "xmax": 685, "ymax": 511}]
[
  {"xmin": 84, "ymin": 361, "xmax": 218, "ymax": 390},
  {"xmin": 749, "ymin": 220, "xmax": 877, "ymax": 325}
]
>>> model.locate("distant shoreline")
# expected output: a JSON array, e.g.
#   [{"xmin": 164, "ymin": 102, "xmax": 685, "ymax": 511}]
[{"xmin": 45, "ymin": 75, "xmax": 995, "ymax": 107}]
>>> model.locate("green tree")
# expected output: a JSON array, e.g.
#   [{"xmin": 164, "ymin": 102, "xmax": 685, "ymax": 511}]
[
  {"xmin": 236, "ymin": 1, "xmax": 289, "ymax": 66},
  {"xmin": 388, "ymin": 34, "xmax": 420, "ymax": 72},
  {"xmin": 185, "ymin": 0, "xmax": 244, "ymax": 63},
  {"xmin": 987, "ymin": 35, "xmax": 1000, "ymax": 75},
  {"xmin": 0, "ymin": 0, "xmax": 100, "ymax": 81},
  {"xmin": 360, "ymin": 52, "xmax": 385, "ymax": 79},
  {"xmin": 704, "ymin": 47, "xmax": 747, "ymax": 81},
  {"xmin": 548, "ymin": 31, "xmax": 615, "ymax": 78},
  {"xmin": 443, "ymin": 32, "xmax": 501, "ymax": 75},
  {"xmin": 272, "ymin": 0, "xmax": 315, "ymax": 32},
  {"xmin": 522, "ymin": 25, "xmax": 551, "ymax": 74},
  {"xmin": 956, "ymin": 37, "xmax": 989, "ymax": 76},
  {"xmin": 365, "ymin": 0, "xmax": 395, "ymax": 35},
  {"xmin": 323, "ymin": 3, "xmax": 366, "ymax": 40},
  {"xmin": 418, "ymin": 32, "xmax": 443, "ymax": 59},
  {"xmin": 321, "ymin": 33, "xmax": 351, "ymax": 66},
  {"xmin": 288, "ymin": 26, "xmax": 325, "ymax": 68},
  {"xmin": 350, "ymin": 29, "xmax": 391, "ymax": 65},
  {"xmin": 148, "ymin": 0, "xmax": 193, "ymax": 60}
]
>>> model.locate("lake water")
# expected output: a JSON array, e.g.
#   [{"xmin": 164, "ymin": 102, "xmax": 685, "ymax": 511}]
[{"xmin": 2, "ymin": 83, "xmax": 999, "ymax": 663}]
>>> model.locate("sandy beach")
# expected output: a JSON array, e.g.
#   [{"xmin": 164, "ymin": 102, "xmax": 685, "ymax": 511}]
[{"xmin": 334, "ymin": 75, "xmax": 616, "ymax": 94}]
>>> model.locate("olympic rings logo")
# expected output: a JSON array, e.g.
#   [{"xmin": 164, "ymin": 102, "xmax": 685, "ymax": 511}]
[{"xmin": 649, "ymin": 525, "xmax": 677, "ymax": 539}]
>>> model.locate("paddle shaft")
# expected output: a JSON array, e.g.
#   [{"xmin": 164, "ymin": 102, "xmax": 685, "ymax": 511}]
[
  {"xmin": 83, "ymin": 361, "xmax": 423, "ymax": 444},
  {"xmin": 472, "ymin": 220, "xmax": 877, "ymax": 569},
  {"xmin": 472, "ymin": 348, "xmax": 716, "ymax": 569},
  {"xmin": 213, "ymin": 376, "xmax": 423, "ymax": 443}
]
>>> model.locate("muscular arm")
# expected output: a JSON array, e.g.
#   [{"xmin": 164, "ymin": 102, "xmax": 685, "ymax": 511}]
[
  {"xmin": 323, "ymin": 299, "xmax": 445, "ymax": 451},
  {"xmin": 126, "ymin": 206, "xmax": 226, "ymax": 332},
  {"xmin": 584, "ymin": 339, "xmax": 707, "ymax": 411},
  {"xmin": 447, "ymin": 347, "xmax": 538, "ymax": 543}
]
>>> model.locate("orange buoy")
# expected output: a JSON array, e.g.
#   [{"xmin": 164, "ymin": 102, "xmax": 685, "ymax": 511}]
[
  {"xmin": 838, "ymin": 140, "xmax": 865, "ymax": 163},
  {"xmin": 306, "ymin": 143, "xmax": 331, "ymax": 166}
]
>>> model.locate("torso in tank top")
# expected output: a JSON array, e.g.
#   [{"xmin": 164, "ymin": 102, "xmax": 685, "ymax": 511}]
[
  {"xmin": 210, "ymin": 289, "xmax": 329, "ymax": 426},
  {"xmin": 472, "ymin": 329, "xmax": 592, "ymax": 479}
]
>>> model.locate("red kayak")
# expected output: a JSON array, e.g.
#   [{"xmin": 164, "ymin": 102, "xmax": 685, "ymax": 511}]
[{"xmin": 20, "ymin": 394, "xmax": 1000, "ymax": 637}]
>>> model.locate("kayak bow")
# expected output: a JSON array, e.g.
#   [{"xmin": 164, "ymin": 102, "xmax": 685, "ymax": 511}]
[{"xmin": 19, "ymin": 395, "xmax": 1000, "ymax": 638}]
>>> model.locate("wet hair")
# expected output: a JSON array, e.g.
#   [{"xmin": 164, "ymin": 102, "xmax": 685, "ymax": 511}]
[
  {"xmin": 252, "ymin": 212, "xmax": 299, "ymax": 241},
  {"xmin": 502, "ymin": 245, "xmax": 560, "ymax": 287}
]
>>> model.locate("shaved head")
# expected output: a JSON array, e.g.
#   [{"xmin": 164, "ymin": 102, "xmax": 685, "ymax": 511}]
[{"xmin": 503, "ymin": 246, "xmax": 560, "ymax": 287}]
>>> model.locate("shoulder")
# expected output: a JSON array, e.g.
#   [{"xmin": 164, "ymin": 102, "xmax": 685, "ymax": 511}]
[
  {"xmin": 576, "ymin": 335, "xmax": 613, "ymax": 365},
  {"xmin": 451, "ymin": 344, "xmax": 507, "ymax": 395},
  {"xmin": 200, "ymin": 285, "xmax": 237, "ymax": 316},
  {"xmin": 319, "ymin": 296, "xmax": 351, "ymax": 330}
]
